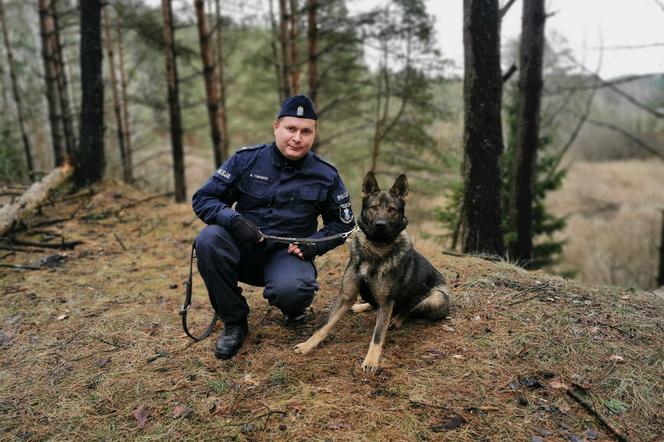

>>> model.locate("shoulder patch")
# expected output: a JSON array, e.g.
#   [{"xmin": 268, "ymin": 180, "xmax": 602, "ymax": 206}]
[
  {"xmin": 340, "ymin": 204, "xmax": 354, "ymax": 224},
  {"xmin": 336, "ymin": 191, "xmax": 349, "ymax": 202},
  {"xmin": 215, "ymin": 167, "xmax": 233, "ymax": 181}
]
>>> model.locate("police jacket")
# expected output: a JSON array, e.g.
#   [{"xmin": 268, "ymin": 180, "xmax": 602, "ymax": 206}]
[{"xmin": 192, "ymin": 142, "xmax": 355, "ymax": 255}]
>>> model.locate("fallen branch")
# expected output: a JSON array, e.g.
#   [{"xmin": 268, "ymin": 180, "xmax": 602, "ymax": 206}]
[
  {"xmin": 113, "ymin": 233, "xmax": 127, "ymax": 251},
  {"xmin": 10, "ymin": 238, "xmax": 83, "ymax": 250},
  {"xmin": 566, "ymin": 386, "xmax": 628, "ymax": 442},
  {"xmin": 0, "ymin": 263, "xmax": 43, "ymax": 270},
  {"xmin": 0, "ymin": 244, "xmax": 47, "ymax": 253},
  {"xmin": 0, "ymin": 165, "xmax": 73, "ymax": 237}
]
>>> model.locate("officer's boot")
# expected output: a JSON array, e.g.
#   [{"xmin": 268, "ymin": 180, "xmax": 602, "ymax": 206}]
[{"xmin": 214, "ymin": 318, "xmax": 248, "ymax": 359}]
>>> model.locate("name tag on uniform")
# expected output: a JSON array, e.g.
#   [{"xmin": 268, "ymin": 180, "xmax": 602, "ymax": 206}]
[{"xmin": 249, "ymin": 173, "xmax": 270, "ymax": 181}]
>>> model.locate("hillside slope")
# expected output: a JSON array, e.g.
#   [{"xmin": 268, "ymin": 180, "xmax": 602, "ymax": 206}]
[{"xmin": 1, "ymin": 184, "xmax": 662, "ymax": 441}]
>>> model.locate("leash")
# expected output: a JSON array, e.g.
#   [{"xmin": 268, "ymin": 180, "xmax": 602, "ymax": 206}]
[
  {"xmin": 180, "ymin": 226, "xmax": 358, "ymax": 341},
  {"xmin": 180, "ymin": 241, "xmax": 218, "ymax": 341},
  {"xmin": 261, "ymin": 225, "xmax": 359, "ymax": 245}
]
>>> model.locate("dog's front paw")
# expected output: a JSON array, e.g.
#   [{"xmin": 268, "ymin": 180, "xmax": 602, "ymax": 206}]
[
  {"xmin": 351, "ymin": 303, "xmax": 372, "ymax": 314},
  {"xmin": 293, "ymin": 341, "xmax": 315, "ymax": 354},
  {"xmin": 389, "ymin": 315, "xmax": 405, "ymax": 330},
  {"xmin": 361, "ymin": 355, "xmax": 381, "ymax": 372}
]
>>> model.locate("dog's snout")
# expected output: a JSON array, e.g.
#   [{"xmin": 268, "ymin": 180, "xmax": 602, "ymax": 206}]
[{"xmin": 374, "ymin": 219, "xmax": 387, "ymax": 228}]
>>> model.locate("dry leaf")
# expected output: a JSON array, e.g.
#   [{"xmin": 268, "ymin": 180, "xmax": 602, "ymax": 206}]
[
  {"xmin": 235, "ymin": 373, "xmax": 260, "ymax": 389},
  {"xmin": 286, "ymin": 399, "xmax": 305, "ymax": 412},
  {"xmin": 131, "ymin": 405, "xmax": 151, "ymax": 428},
  {"xmin": 548, "ymin": 379, "xmax": 568, "ymax": 390},
  {"xmin": 323, "ymin": 422, "xmax": 352, "ymax": 431},
  {"xmin": 452, "ymin": 354, "xmax": 465, "ymax": 360},
  {"xmin": 442, "ymin": 325, "xmax": 455, "ymax": 332},
  {"xmin": 56, "ymin": 314, "xmax": 68, "ymax": 321},
  {"xmin": 609, "ymin": 355, "xmax": 625, "ymax": 362},
  {"xmin": 172, "ymin": 405, "xmax": 191, "ymax": 419}
]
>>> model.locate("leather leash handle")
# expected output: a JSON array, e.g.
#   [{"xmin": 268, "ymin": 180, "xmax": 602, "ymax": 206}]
[{"xmin": 180, "ymin": 240, "xmax": 218, "ymax": 341}]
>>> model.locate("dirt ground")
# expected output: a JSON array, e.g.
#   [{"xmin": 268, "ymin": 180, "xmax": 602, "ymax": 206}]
[{"xmin": 1, "ymin": 183, "xmax": 663, "ymax": 441}]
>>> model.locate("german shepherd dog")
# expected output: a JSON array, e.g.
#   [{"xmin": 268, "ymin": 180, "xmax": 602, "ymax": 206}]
[{"xmin": 294, "ymin": 172, "xmax": 450, "ymax": 372}]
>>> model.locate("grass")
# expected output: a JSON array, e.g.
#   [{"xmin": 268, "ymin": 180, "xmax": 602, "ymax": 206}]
[{"xmin": 1, "ymin": 182, "xmax": 663, "ymax": 440}]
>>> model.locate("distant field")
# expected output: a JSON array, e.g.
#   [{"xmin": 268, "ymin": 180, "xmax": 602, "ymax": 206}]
[{"xmin": 546, "ymin": 160, "xmax": 664, "ymax": 289}]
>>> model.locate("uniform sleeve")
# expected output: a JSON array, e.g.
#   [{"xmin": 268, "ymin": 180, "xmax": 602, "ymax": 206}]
[
  {"xmin": 191, "ymin": 154, "xmax": 244, "ymax": 227},
  {"xmin": 311, "ymin": 173, "xmax": 355, "ymax": 255}
]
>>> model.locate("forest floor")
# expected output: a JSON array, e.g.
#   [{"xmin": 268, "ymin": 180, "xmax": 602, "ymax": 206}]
[{"xmin": 1, "ymin": 182, "xmax": 663, "ymax": 441}]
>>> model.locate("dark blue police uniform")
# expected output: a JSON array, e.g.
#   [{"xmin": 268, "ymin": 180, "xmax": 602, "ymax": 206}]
[{"xmin": 192, "ymin": 142, "xmax": 355, "ymax": 326}]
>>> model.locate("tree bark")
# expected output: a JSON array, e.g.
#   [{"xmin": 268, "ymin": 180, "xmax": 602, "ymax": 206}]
[
  {"xmin": 161, "ymin": 0, "xmax": 186, "ymax": 203},
  {"xmin": 509, "ymin": 0, "xmax": 546, "ymax": 264},
  {"xmin": 289, "ymin": 0, "xmax": 299, "ymax": 94},
  {"xmin": 103, "ymin": 6, "xmax": 130, "ymax": 183},
  {"xmin": 0, "ymin": 0, "xmax": 34, "ymax": 177},
  {"xmin": 0, "ymin": 164, "xmax": 73, "ymax": 236},
  {"xmin": 461, "ymin": 0, "xmax": 505, "ymax": 256},
  {"xmin": 306, "ymin": 0, "xmax": 318, "ymax": 109},
  {"xmin": 278, "ymin": 0, "xmax": 292, "ymax": 98},
  {"xmin": 194, "ymin": 0, "xmax": 223, "ymax": 167},
  {"xmin": 116, "ymin": 13, "xmax": 133, "ymax": 181},
  {"xmin": 52, "ymin": 0, "xmax": 76, "ymax": 158},
  {"xmin": 74, "ymin": 0, "xmax": 104, "ymax": 186},
  {"xmin": 658, "ymin": 210, "xmax": 664, "ymax": 287},
  {"xmin": 214, "ymin": 0, "xmax": 229, "ymax": 159},
  {"xmin": 39, "ymin": 0, "xmax": 65, "ymax": 166},
  {"xmin": 268, "ymin": 0, "xmax": 285, "ymax": 103}
]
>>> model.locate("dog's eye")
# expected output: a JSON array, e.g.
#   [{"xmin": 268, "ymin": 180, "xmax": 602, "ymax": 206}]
[
  {"xmin": 368, "ymin": 206, "xmax": 378, "ymax": 214},
  {"xmin": 387, "ymin": 207, "xmax": 397, "ymax": 214}
]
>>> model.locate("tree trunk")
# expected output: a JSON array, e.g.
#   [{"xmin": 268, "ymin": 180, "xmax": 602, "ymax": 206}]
[
  {"xmin": 289, "ymin": 0, "xmax": 299, "ymax": 94},
  {"xmin": 52, "ymin": 0, "xmax": 76, "ymax": 158},
  {"xmin": 0, "ymin": 164, "xmax": 72, "ymax": 236},
  {"xmin": 306, "ymin": 0, "xmax": 318, "ymax": 110},
  {"xmin": 278, "ymin": 0, "xmax": 292, "ymax": 98},
  {"xmin": 461, "ymin": 0, "xmax": 505, "ymax": 256},
  {"xmin": 103, "ymin": 6, "xmax": 131, "ymax": 182},
  {"xmin": 0, "ymin": 0, "xmax": 34, "ymax": 177},
  {"xmin": 214, "ymin": 0, "xmax": 229, "ymax": 159},
  {"xmin": 39, "ymin": 0, "xmax": 64, "ymax": 166},
  {"xmin": 658, "ymin": 210, "xmax": 664, "ymax": 287},
  {"xmin": 194, "ymin": 0, "xmax": 223, "ymax": 167},
  {"xmin": 75, "ymin": 0, "xmax": 104, "ymax": 187},
  {"xmin": 509, "ymin": 0, "xmax": 546, "ymax": 265},
  {"xmin": 161, "ymin": 0, "xmax": 186, "ymax": 203},
  {"xmin": 116, "ymin": 14, "xmax": 133, "ymax": 182},
  {"xmin": 268, "ymin": 0, "xmax": 285, "ymax": 103}
]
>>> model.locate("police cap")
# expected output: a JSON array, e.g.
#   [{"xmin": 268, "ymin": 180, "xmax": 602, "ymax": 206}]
[{"xmin": 277, "ymin": 95, "xmax": 318, "ymax": 120}]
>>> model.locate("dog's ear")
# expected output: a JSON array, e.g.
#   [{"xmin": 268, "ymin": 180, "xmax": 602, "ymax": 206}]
[
  {"xmin": 390, "ymin": 174, "xmax": 408, "ymax": 200},
  {"xmin": 362, "ymin": 171, "xmax": 380, "ymax": 195}
]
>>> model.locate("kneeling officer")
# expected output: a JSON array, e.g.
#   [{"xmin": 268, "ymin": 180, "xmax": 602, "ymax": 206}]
[{"xmin": 192, "ymin": 95, "xmax": 355, "ymax": 359}]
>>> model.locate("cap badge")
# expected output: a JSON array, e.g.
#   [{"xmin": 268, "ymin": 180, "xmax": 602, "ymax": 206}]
[{"xmin": 296, "ymin": 106, "xmax": 304, "ymax": 116}]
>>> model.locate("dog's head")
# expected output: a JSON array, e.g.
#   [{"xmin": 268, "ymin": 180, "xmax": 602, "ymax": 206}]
[{"xmin": 358, "ymin": 172, "xmax": 409, "ymax": 243}]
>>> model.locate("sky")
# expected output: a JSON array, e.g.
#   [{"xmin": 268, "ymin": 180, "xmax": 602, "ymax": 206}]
[{"xmin": 348, "ymin": 0, "xmax": 664, "ymax": 79}]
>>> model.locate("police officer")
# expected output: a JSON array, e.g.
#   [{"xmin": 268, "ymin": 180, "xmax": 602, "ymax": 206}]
[{"xmin": 192, "ymin": 95, "xmax": 355, "ymax": 359}]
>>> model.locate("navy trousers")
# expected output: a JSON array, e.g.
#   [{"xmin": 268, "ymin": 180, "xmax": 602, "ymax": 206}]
[{"xmin": 195, "ymin": 224, "xmax": 319, "ymax": 325}]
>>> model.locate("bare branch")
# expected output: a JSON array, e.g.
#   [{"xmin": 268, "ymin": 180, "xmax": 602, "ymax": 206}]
[
  {"xmin": 653, "ymin": 0, "xmax": 664, "ymax": 12},
  {"xmin": 589, "ymin": 42, "xmax": 664, "ymax": 50},
  {"xmin": 502, "ymin": 63, "xmax": 517, "ymax": 82},
  {"xmin": 499, "ymin": 0, "xmax": 518, "ymax": 19},
  {"xmin": 575, "ymin": 113, "xmax": 664, "ymax": 160},
  {"xmin": 564, "ymin": 54, "xmax": 664, "ymax": 119},
  {"xmin": 550, "ymin": 73, "xmax": 661, "ymax": 92}
]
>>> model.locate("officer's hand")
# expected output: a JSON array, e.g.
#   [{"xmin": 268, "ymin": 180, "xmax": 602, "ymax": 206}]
[
  {"xmin": 229, "ymin": 216, "xmax": 264, "ymax": 245},
  {"xmin": 288, "ymin": 242, "xmax": 318, "ymax": 260}
]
